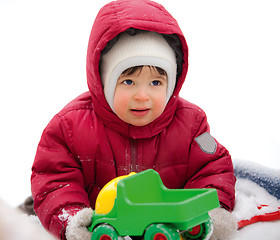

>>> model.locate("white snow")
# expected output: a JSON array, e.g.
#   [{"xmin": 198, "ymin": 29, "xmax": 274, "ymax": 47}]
[
  {"xmin": 232, "ymin": 178, "xmax": 280, "ymax": 240},
  {"xmin": 234, "ymin": 160, "xmax": 280, "ymax": 179},
  {"xmin": 231, "ymin": 161, "xmax": 280, "ymax": 239},
  {"xmin": 233, "ymin": 179, "xmax": 279, "ymax": 222},
  {"xmin": 58, "ymin": 208, "xmax": 74, "ymax": 223},
  {"xmin": 1, "ymin": 175, "xmax": 280, "ymax": 239},
  {"xmin": 0, "ymin": 199, "xmax": 56, "ymax": 240},
  {"xmin": 234, "ymin": 221, "xmax": 280, "ymax": 240}
]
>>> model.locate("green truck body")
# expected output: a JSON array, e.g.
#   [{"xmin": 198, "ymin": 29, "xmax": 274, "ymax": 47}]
[{"xmin": 88, "ymin": 169, "xmax": 219, "ymax": 240}]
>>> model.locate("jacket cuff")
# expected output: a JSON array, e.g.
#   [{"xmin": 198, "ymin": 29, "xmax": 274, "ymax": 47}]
[{"xmin": 49, "ymin": 205, "xmax": 85, "ymax": 240}]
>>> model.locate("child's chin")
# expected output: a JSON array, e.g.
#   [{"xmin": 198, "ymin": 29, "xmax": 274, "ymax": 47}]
[{"xmin": 129, "ymin": 119, "xmax": 151, "ymax": 127}]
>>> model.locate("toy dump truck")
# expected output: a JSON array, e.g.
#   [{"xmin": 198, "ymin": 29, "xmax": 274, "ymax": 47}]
[{"xmin": 88, "ymin": 169, "xmax": 219, "ymax": 240}]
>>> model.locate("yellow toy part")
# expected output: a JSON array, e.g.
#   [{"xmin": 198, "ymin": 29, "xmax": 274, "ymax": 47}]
[{"xmin": 95, "ymin": 172, "xmax": 136, "ymax": 214}]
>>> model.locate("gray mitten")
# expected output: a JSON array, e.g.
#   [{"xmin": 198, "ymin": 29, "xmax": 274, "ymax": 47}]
[
  {"xmin": 65, "ymin": 208, "xmax": 93, "ymax": 240},
  {"xmin": 209, "ymin": 208, "xmax": 237, "ymax": 240}
]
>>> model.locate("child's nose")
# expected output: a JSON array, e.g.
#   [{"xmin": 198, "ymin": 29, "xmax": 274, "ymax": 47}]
[{"xmin": 133, "ymin": 87, "xmax": 149, "ymax": 101}]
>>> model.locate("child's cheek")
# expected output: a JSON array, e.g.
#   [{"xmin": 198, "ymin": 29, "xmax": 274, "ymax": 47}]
[{"xmin": 114, "ymin": 89, "xmax": 130, "ymax": 115}]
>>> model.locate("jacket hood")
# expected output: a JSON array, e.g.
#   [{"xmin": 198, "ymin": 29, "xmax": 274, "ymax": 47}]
[{"xmin": 86, "ymin": 0, "xmax": 188, "ymax": 139}]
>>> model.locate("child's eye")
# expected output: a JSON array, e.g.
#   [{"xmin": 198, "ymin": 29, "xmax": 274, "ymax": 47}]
[
  {"xmin": 122, "ymin": 79, "xmax": 133, "ymax": 85},
  {"xmin": 150, "ymin": 80, "xmax": 161, "ymax": 86}
]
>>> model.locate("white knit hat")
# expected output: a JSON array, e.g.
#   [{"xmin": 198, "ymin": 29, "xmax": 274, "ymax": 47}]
[{"xmin": 100, "ymin": 31, "xmax": 177, "ymax": 111}]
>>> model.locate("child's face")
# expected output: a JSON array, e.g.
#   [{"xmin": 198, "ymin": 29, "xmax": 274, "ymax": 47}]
[{"xmin": 113, "ymin": 66, "xmax": 167, "ymax": 126}]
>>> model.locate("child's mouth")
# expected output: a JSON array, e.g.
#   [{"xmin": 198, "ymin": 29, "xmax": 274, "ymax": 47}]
[{"xmin": 130, "ymin": 108, "xmax": 150, "ymax": 117}]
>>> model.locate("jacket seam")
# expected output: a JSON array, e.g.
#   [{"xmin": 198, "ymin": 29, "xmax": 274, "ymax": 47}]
[
  {"xmin": 193, "ymin": 114, "xmax": 207, "ymax": 140},
  {"xmin": 58, "ymin": 107, "xmax": 94, "ymax": 160},
  {"xmin": 57, "ymin": 105, "xmax": 93, "ymax": 118},
  {"xmin": 112, "ymin": 1, "xmax": 122, "ymax": 32},
  {"xmin": 183, "ymin": 108, "xmax": 207, "ymax": 182},
  {"xmin": 57, "ymin": 114, "xmax": 77, "ymax": 158},
  {"xmin": 175, "ymin": 105, "xmax": 207, "ymax": 139},
  {"xmin": 176, "ymin": 104, "xmax": 203, "ymax": 113},
  {"xmin": 124, "ymin": 18, "xmax": 177, "ymax": 28},
  {"xmin": 112, "ymin": 1, "xmax": 177, "ymax": 31}
]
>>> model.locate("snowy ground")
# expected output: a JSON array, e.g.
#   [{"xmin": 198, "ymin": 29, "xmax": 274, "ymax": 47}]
[
  {"xmin": 1, "ymin": 171, "xmax": 279, "ymax": 240},
  {"xmin": 234, "ymin": 221, "xmax": 280, "ymax": 240},
  {"xmin": 0, "ymin": 200, "xmax": 56, "ymax": 240},
  {"xmin": 232, "ymin": 178, "xmax": 280, "ymax": 240},
  {"xmin": 232, "ymin": 161, "xmax": 280, "ymax": 239},
  {"xmin": 0, "ymin": 0, "xmax": 280, "ymax": 239}
]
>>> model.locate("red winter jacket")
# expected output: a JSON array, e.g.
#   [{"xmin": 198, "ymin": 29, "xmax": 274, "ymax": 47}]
[{"xmin": 31, "ymin": 0, "xmax": 236, "ymax": 239}]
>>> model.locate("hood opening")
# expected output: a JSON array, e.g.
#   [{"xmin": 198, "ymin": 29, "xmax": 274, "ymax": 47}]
[{"xmin": 99, "ymin": 28, "xmax": 184, "ymax": 84}]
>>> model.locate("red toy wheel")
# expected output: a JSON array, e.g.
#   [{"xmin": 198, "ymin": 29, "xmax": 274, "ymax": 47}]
[
  {"xmin": 154, "ymin": 233, "xmax": 168, "ymax": 240},
  {"xmin": 187, "ymin": 225, "xmax": 201, "ymax": 236},
  {"xmin": 100, "ymin": 234, "xmax": 112, "ymax": 240},
  {"xmin": 144, "ymin": 223, "xmax": 180, "ymax": 240},
  {"xmin": 91, "ymin": 224, "xmax": 124, "ymax": 240},
  {"xmin": 181, "ymin": 220, "xmax": 213, "ymax": 240}
]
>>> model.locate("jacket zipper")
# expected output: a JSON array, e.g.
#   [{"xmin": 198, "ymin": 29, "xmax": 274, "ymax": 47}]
[{"xmin": 130, "ymin": 139, "xmax": 137, "ymax": 172}]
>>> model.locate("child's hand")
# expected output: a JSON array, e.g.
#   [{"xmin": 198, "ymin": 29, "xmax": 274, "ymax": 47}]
[
  {"xmin": 209, "ymin": 207, "xmax": 237, "ymax": 240},
  {"xmin": 65, "ymin": 208, "xmax": 93, "ymax": 240}
]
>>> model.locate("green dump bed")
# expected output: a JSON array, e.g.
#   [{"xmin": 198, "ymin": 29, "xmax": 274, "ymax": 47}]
[{"xmin": 89, "ymin": 169, "xmax": 219, "ymax": 237}]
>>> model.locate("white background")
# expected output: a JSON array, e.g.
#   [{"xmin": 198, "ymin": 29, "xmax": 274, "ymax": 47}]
[{"xmin": 0, "ymin": 0, "xmax": 279, "ymax": 207}]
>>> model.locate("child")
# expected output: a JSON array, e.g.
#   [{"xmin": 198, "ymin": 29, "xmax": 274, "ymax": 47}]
[{"xmin": 31, "ymin": 0, "xmax": 236, "ymax": 239}]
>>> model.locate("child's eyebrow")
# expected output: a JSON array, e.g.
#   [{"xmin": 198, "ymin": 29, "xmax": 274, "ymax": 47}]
[{"xmin": 153, "ymin": 74, "xmax": 167, "ymax": 81}]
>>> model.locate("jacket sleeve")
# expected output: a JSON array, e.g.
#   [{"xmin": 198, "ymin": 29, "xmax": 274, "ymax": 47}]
[
  {"xmin": 184, "ymin": 113, "xmax": 236, "ymax": 211},
  {"xmin": 31, "ymin": 114, "xmax": 90, "ymax": 239}
]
